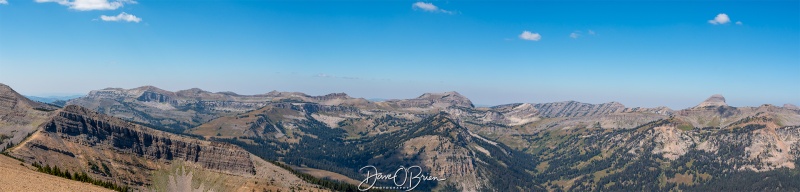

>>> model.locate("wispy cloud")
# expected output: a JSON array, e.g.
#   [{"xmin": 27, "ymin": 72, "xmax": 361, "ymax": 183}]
[
  {"xmin": 735, "ymin": 21, "xmax": 743, "ymax": 25},
  {"xmin": 35, "ymin": 0, "xmax": 136, "ymax": 11},
  {"xmin": 314, "ymin": 73, "xmax": 359, "ymax": 80},
  {"xmin": 0, "ymin": 0, "xmax": 8, "ymax": 5},
  {"xmin": 100, "ymin": 12, "xmax": 141, "ymax": 23},
  {"xmin": 708, "ymin": 13, "xmax": 731, "ymax": 25},
  {"xmin": 569, "ymin": 32, "xmax": 580, "ymax": 39},
  {"xmin": 570, "ymin": 30, "xmax": 597, "ymax": 39},
  {"xmin": 519, "ymin": 31, "xmax": 541, "ymax": 41},
  {"xmin": 412, "ymin": 2, "xmax": 453, "ymax": 14}
]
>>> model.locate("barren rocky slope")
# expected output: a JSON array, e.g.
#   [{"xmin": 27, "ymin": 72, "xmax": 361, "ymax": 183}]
[
  {"xmin": 5, "ymin": 104, "xmax": 319, "ymax": 191},
  {"xmin": 0, "ymin": 83, "xmax": 58, "ymax": 151}
]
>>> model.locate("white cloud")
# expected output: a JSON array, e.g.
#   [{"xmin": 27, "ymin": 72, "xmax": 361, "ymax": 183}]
[
  {"xmin": 570, "ymin": 30, "xmax": 596, "ymax": 39},
  {"xmin": 0, "ymin": 0, "xmax": 8, "ymax": 5},
  {"xmin": 519, "ymin": 31, "xmax": 541, "ymax": 41},
  {"xmin": 412, "ymin": 2, "xmax": 437, "ymax": 11},
  {"xmin": 100, "ymin": 12, "xmax": 141, "ymax": 23},
  {"xmin": 735, "ymin": 21, "xmax": 743, "ymax": 25},
  {"xmin": 412, "ymin": 2, "xmax": 453, "ymax": 14},
  {"xmin": 570, "ymin": 32, "xmax": 580, "ymax": 39},
  {"xmin": 35, "ymin": 0, "xmax": 136, "ymax": 11},
  {"xmin": 708, "ymin": 13, "xmax": 731, "ymax": 25}
]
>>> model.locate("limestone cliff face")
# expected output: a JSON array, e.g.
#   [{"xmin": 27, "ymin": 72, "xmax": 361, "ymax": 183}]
[
  {"xmin": 9, "ymin": 105, "xmax": 259, "ymax": 188},
  {"xmin": 48, "ymin": 105, "xmax": 254, "ymax": 175}
]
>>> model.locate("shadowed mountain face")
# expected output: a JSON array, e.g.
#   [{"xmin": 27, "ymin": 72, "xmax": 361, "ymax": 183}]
[{"xmin": 11, "ymin": 84, "xmax": 800, "ymax": 191}]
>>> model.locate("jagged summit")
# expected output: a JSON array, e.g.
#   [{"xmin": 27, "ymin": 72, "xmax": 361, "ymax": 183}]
[
  {"xmin": 695, "ymin": 94, "xmax": 728, "ymax": 108},
  {"xmin": 785, "ymin": 104, "xmax": 799, "ymax": 110}
]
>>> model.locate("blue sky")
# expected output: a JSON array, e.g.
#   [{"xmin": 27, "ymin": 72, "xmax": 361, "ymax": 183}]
[{"xmin": 0, "ymin": 0, "xmax": 798, "ymax": 108}]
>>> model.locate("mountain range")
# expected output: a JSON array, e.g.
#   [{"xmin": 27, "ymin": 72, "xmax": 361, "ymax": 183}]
[{"xmin": 2, "ymin": 83, "xmax": 800, "ymax": 191}]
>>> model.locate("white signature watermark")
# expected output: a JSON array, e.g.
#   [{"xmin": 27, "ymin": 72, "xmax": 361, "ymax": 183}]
[{"xmin": 358, "ymin": 165, "xmax": 445, "ymax": 191}]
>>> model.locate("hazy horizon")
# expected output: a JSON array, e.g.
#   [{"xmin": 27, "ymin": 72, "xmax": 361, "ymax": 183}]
[{"xmin": 1, "ymin": 1, "xmax": 798, "ymax": 109}]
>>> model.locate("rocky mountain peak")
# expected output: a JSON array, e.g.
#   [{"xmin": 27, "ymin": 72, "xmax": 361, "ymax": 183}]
[
  {"xmin": 176, "ymin": 88, "xmax": 210, "ymax": 96},
  {"xmin": 0, "ymin": 83, "xmax": 54, "ymax": 111},
  {"xmin": 695, "ymin": 94, "xmax": 728, "ymax": 108},
  {"xmin": 784, "ymin": 104, "xmax": 799, "ymax": 110},
  {"xmin": 0, "ymin": 83, "xmax": 13, "ymax": 93},
  {"xmin": 132, "ymin": 85, "xmax": 167, "ymax": 92},
  {"xmin": 416, "ymin": 91, "xmax": 474, "ymax": 108},
  {"xmin": 418, "ymin": 91, "xmax": 463, "ymax": 99}
]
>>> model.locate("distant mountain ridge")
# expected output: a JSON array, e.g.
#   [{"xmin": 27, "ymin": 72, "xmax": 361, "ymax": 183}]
[
  {"xmin": 64, "ymin": 85, "xmax": 800, "ymax": 134},
  {"xmin": 14, "ymin": 84, "xmax": 800, "ymax": 191}
]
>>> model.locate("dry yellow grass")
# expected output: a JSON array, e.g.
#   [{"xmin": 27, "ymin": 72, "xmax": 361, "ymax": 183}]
[{"xmin": 0, "ymin": 155, "xmax": 113, "ymax": 192}]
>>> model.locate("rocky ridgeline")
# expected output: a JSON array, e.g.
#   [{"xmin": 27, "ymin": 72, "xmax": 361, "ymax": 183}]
[
  {"xmin": 387, "ymin": 91, "xmax": 475, "ymax": 109},
  {"xmin": 0, "ymin": 83, "xmax": 57, "ymax": 151},
  {"xmin": 312, "ymin": 93, "xmax": 351, "ymax": 101},
  {"xmin": 0, "ymin": 83, "xmax": 57, "ymax": 114},
  {"xmin": 532, "ymin": 101, "xmax": 627, "ymax": 118},
  {"xmin": 69, "ymin": 85, "xmax": 800, "ymax": 134},
  {"xmin": 21, "ymin": 105, "xmax": 256, "ymax": 176}
]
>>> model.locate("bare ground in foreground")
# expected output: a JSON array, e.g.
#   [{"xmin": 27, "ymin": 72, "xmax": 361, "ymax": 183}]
[{"xmin": 0, "ymin": 155, "xmax": 112, "ymax": 192}]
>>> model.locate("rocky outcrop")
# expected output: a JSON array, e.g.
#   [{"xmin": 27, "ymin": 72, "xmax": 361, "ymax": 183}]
[
  {"xmin": 48, "ymin": 105, "xmax": 255, "ymax": 175},
  {"xmin": 532, "ymin": 101, "xmax": 627, "ymax": 118},
  {"xmin": 312, "ymin": 93, "xmax": 351, "ymax": 101},
  {"xmin": 388, "ymin": 91, "xmax": 474, "ymax": 109},
  {"xmin": 8, "ymin": 105, "xmax": 264, "ymax": 189},
  {"xmin": 695, "ymin": 94, "xmax": 728, "ymax": 108}
]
